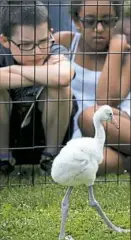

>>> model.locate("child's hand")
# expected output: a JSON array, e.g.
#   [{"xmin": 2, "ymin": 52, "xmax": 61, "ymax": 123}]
[
  {"xmin": 46, "ymin": 54, "xmax": 68, "ymax": 65},
  {"xmin": 5, "ymin": 65, "xmax": 22, "ymax": 75},
  {"xmin": 2, "ymin": 65, "xmax": 30, "ymax": 81},
  {"xmin": 1, "ymin": 65, "xmax": 22, "ymax": 74},
  {"xmin": 109, "ymin": 34, "xmax": 130, "ymax": 52}
]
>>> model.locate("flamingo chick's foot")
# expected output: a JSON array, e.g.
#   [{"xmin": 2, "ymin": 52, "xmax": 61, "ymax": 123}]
[
  {"xmin": 115, "ymin": 228, "xmax": 130, "ymax": 233},
  {"xmin": 65, "ymin": 235, "xmax": 74, "ymax": 240},
  {"xmin": 59, "ymin": 234, "xmax": 74, "ymax": 240},
  {"xmin": 88, "ymin": 186, "xmax": 130, "ymax": 233}
]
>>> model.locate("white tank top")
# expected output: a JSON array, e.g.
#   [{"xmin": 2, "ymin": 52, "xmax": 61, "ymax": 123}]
[{"xmin": 71, "ymin": 33, "xmax": 131, "ymax": 138}]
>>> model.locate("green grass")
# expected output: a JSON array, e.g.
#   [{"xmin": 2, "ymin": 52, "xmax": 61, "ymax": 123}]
[{"xmin": 0, "ymin": 170, "xmax": 130, "ymax": 240}]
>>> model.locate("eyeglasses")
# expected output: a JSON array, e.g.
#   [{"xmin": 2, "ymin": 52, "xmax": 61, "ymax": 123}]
[
  {"xmin": 9, "ymin": 33, "xmax": 55, "ymax": 51},
  {"xmin": 79, "ymin": 16, "xmax": 118, "ymax": 29}
]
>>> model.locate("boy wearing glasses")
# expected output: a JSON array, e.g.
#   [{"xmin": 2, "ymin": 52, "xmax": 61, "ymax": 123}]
[
  {"xmin": 0, "ymin": 1, "xmax": 75, "ymax": 174},
  {"xmin": 55, "ymin": 0, "xmax": 131, "ymax": 174}
]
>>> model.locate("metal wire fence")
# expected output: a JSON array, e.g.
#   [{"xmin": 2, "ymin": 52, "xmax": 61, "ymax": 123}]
[{"xmin": 0, "ymin": 0, "xmax": 130, "ymax": 187}]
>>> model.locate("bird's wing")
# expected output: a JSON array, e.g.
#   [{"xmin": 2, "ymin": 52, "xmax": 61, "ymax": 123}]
[
  {"xmin": 52, "ymin": 146, "xmax": 89, "ymax": 180},
  {"xmin": 51, "ymin": 138, "xmax": 103, "ymax": 185},
  {"xmin": 52, "ymin": 147, "xmax": 98, "ymax": 186},
  {"xmin": 67, "ymin": 138, "xmax": 103, "ymax": 164},
  {"xmin": 51, "ymin": 143, "xmax": 98, "ymax": 185}
]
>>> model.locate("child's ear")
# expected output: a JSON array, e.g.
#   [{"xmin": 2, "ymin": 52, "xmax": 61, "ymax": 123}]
[{"xmin": 0, "ymin": 34, "xmax": 10, "ymax": 48}]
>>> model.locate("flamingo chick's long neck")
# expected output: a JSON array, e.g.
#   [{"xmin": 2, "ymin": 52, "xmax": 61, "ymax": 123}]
[{"xmin": 94, "ymin": 120, "xmax": 106, "ymax": 147}]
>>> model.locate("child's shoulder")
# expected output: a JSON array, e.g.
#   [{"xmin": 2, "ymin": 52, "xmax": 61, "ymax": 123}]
[
  {"xmin": 0, "ymin": 44, "xmax": 14, "ymax": 67},
  {"xmin": 0, "ymin": 44, "xmax": 7, "ymax": 66},
  {"xmin": 0, "ymin": 43, "xmax": 6, "ymax": 53},
  {"xmin": 51, "ymin": 42, "xmax": 69, "ymax": 55},
  {"xmin": 54, "ymin": 31, "xmax": 76, "ymax": 50}
]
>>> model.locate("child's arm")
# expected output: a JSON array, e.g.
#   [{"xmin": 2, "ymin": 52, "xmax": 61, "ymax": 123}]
[
  {"xmin": 54, "ymin": 31, "xmax": 74, "ymax": 50},
  {"xmin": 9, "ymin": 55, "xmax": 75, "ymax": 87},
  {"xmin": 96, "ymin": 34, "xmax": 130, "ymax": 107},
  {"xmin": 0, "ymin": 68, "xmax": 33, "ymax": 89}
]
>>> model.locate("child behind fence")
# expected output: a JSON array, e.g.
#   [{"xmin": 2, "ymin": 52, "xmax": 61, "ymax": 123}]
[{"xmin": 0, "ymin": 0, "xmax": 76, "ymax": 175}]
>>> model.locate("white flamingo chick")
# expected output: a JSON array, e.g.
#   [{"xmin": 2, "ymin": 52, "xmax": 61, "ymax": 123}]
[{"xmin": 51, "ymin": 105, "xmax": 130, "ymax": 240}]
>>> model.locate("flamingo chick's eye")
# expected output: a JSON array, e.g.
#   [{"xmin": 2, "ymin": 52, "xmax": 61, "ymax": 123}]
[{"xmin": 109, "ymin": 113, "xmax": 113, "ymax": 117}]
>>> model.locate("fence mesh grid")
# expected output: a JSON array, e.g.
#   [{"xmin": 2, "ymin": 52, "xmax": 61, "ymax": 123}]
[{"xmin": 0, "ymin": 0, "xmax": 130, "ymax": 187}]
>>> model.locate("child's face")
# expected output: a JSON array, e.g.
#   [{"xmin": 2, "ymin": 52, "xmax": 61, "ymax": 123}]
[
  {"xmin": 75, "ymin": 0, "xmax": 117, "ymax": 52},
  {"xmin": 5, "ymin": 22, "xmax": 54, "ymax": 65}
]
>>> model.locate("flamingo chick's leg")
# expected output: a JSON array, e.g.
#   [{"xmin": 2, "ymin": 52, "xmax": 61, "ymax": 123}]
[
  {"xmin": 59, "ymin": 186, "xmax": 74, "ymax": 240},
  {"xmin": 88, "ymin": 185, "xmax": 130, "ymax": 233}
]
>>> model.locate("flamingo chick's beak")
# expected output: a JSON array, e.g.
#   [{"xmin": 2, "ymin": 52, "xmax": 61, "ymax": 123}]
[{"xmin": 111, "ymin": 116, "xmax": 119, "ymax": 129}]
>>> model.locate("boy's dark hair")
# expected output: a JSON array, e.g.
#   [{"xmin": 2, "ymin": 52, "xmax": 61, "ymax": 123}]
[
  {"xmin": 0, "ymin": 0, "xmax": 51, "ymax": 38},
  {"xmin": 70, "ymin": 0, "xmax": 123, "ymax": 21}
]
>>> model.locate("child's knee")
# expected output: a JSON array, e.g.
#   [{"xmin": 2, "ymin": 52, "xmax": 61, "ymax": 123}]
[
  {"xmin": 0, "ymin": 89, "xmax": 9, "ymax": 99},
  {"xmin": 0, "ymin": 90, "xmax": 12, "ymax": 122},
  {"xmin": 78, "ymin": 106, "xmax": 95, "ymax": 127},
  {"xmin": 48, "ymin": 86, "xmax": 72, "ymax": 99},
  {"xmin": 38, "ymin": 86, "xmax": 72, "ymax": 112}
]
